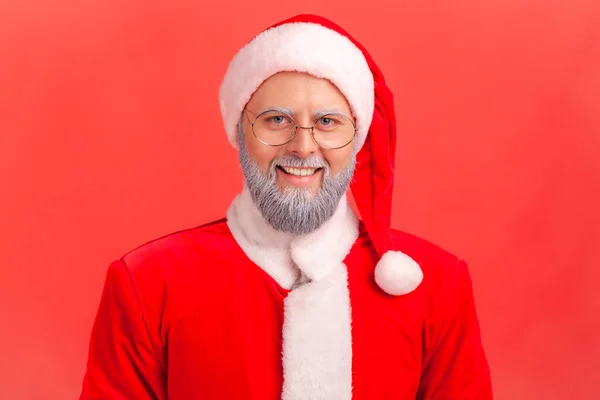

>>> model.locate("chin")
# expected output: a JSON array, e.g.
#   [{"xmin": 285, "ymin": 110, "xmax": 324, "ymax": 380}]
[{"xmin": 279, "ymin": 184, "xmax": 320, "ymax": 196}]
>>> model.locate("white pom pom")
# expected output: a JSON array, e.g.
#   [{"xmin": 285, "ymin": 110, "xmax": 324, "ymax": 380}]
[{"xmin": 374, "ymin": 251, "xmax": 423, "ymax": 296}]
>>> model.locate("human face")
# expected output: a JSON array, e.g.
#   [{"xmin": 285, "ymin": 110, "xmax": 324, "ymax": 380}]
[{"xmin": 241, "ymin": 71, "xmax": 356, "ymax": 195}]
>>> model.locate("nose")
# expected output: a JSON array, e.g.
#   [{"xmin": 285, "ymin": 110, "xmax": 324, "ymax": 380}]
[{"xmin": 286, "ymin": 126, "xmax": 319, "ymax": 157}]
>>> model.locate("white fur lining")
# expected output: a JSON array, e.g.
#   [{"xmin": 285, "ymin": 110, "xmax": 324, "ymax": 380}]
[
  {"xmin": 219, "ymin": 21, "xmax": 374, "ymax": 152},
  {"xmin": 226, "ymin": 186, "xmax": 359, "ymax": 399},
  {"xmin": 282, "ymin": 263, "xmax": 353, "ymax": 400},
  {"xmin": 226, "ymin": 186, "xmax": 298, "ymax": 288},
  {"xmin": 226, "ymin": 185, "xmax": 359, "ymax": 288}
]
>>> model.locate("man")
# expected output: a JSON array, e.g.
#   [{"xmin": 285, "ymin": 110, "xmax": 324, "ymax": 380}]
[{"xmin": 79, "ymin": 14, "xmax": 493, "ymax": 400}]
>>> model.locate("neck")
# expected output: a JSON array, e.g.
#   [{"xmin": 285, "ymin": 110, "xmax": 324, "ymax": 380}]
[{"xmin": 226, "ymin": 185, "xmax": 360, "ymax": 289}]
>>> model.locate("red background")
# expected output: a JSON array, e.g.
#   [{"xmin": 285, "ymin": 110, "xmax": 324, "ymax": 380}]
[{"xmin": 1, "ymin": 0, "xmax": 599, "ymax": 398}]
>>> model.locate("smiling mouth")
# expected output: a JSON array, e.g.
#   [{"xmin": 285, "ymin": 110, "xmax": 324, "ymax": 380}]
[{"xmin": 277, "ymin": 166, "xmax": 323, "ymax": 177}]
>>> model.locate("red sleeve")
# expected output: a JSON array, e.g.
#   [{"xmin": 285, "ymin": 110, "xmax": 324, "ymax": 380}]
[
  {"xmin": 417, "ymin": 259, "xmax": 493, "ymax": 399},
  {"xmin": 79, "ymin": 260, "xmax": 167, "ymax": 400}
]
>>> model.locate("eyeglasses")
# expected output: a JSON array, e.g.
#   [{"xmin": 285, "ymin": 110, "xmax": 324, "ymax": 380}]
[{"xmin": 244, "ymin": 108, "xmax": 356, "ymax": 150}]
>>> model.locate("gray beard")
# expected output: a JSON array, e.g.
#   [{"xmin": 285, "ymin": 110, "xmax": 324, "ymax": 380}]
[{"xmin": 237, "ymin": 124, "xmax": 355, "ymax": 236}]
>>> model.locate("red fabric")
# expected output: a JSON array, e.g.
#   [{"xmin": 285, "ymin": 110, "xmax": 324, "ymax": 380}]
[
  {"xmin": 270, "ymin": 14, "xmax": 397, "ymax": 257},
  {"xmin": 79, "ymin": 221, "xmax": 493, "ymax": 399}
]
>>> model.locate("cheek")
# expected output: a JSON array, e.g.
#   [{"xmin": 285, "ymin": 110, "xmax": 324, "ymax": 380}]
[
  {"xmin": 326, "ymin": 147, "xmax": 354, "ymax": 176},
  {"xmin": 244, "ymin": 131, "xmax": 279, "ymax": 172}
]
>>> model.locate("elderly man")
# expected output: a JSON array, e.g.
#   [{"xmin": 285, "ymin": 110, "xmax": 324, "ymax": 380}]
[{"xmin": 80, "ymin": 14, "xmax": 493, "ymax": 400}]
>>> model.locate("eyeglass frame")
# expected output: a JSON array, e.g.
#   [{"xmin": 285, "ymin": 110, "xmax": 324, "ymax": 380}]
[{"xmin": 243, "ymin": 107, "xmax": 357, "ymax": 150}]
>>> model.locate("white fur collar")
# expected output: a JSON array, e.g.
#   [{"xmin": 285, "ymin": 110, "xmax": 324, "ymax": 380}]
[
  {"xmin": 226, "ymin": 185, "xmax": 360, "ymax": 289},
  {"xmin": 226, "ymin": 185, "xmax": 358, "ymax": 399}
]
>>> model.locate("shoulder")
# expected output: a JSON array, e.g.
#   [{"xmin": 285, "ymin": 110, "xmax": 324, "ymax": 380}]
[
  {"xmin": 388, "ymin": 228, "xmax": 477, "ymax": 322},
  {"xmin": 121, "ymin": 217, "xmax": 232, "ymax": 273},
  {"xmin": 353, "ymin": 223, "xmax": 464, "ymax": 281},
  {"xmin": 390, "ymin": 228, "xmax": 457, "ymax": 264},
  {"xmin": 101, "ymin": 217, "xmax": 239, "ymax": 325},
  {"xmin": 93, "ymin": 218, "xmax": 236, "ymax": 356},
  {"xmin": 113, "ymin": 217, "xmax": 236, "ymax": 299},
  {"xmin": 388, "ymin": 228, "xmax": 466, "ymax": 284},
  {"xmin": 353, "ymin": 224, "xmax": 474, "ymax": 300},
  {"xmin": 354, "ymin": 223, "xmax": 468, "ymax": 281}
]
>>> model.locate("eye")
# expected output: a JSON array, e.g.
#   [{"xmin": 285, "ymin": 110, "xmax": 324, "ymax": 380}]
[
  {"xmin": 316, "ymin": 115, "xmax": 341, "ymax": 130},
  {"xmin": 257, "ymin": 111, "xmax": 294, "ymax": 130},
  {"xmin": 268, "ymin": 115, "xmax": 286, "ymax": 124}
]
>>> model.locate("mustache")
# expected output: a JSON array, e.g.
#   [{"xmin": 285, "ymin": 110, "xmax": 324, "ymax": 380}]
[{"xmin": 271, "ymin": 154, "xmax": 329, "ymax": 170}]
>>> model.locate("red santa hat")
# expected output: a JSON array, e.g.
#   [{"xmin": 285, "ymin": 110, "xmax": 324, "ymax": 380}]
[{"xmin": 219, "ymin": 14, "xmax": 423, "ymax": 296}]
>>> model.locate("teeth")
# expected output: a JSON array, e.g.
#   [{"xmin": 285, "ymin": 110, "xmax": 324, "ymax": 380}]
[{"xmin": 281, "ymin": 166, "xmax": 318, "ymax": 176}]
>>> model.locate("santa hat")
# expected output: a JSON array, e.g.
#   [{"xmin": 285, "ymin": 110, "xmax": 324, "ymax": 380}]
[{"xmin": 219, "ymin": 14, "xmax": 423, "ymax": 296}]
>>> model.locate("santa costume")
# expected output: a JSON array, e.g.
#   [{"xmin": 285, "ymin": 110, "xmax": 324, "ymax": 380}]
[{"xmin": 80, "ymin": 14, "xmax": 493, "ymax": 400}]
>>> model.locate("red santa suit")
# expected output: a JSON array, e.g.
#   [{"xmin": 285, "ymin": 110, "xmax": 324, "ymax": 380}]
[{"xmin": 79, "ymin": 14, "xmax": 493, "ymax": 400}]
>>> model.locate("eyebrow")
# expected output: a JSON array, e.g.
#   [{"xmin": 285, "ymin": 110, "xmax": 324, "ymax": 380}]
[
  {"xmin": 258, "ymin": 106, "xmax": 351, "ymax": 119},
  {"xmin": 258, "ymin": 106, "xmax": 295, "ymax": 116}
]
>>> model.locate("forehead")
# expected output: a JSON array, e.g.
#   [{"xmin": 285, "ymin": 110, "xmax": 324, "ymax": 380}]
[{"xmin": 247, "ymin": 71, "xmax": 351, "ymax": 113}]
